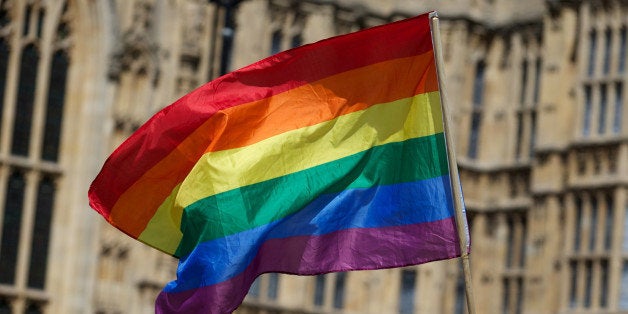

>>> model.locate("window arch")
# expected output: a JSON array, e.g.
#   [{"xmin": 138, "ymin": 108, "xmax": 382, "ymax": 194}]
[{"xmin": 0, "ymin": 0, "xmax": 72, "ymax": 312}]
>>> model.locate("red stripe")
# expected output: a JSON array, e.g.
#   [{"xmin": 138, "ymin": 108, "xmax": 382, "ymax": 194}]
[{"xmin": 89, "ymin": 14, "xmax": 432, "ymax": 219}]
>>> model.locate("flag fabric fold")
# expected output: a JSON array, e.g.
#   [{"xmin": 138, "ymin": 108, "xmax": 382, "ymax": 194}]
[{"xmin": 88, "ymin": 12, "xmax": 464, "ymax": 313}]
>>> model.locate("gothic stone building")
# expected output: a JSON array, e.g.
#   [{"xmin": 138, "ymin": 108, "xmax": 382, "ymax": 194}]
[{"xmin": 0, "ymin": 0, "xmax": 626, "ymax": 313}]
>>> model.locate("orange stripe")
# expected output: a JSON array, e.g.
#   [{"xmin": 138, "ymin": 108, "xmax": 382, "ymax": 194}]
[{"xmin": 109, "ymin": 52, "xmax": 438, "ymax": 238}]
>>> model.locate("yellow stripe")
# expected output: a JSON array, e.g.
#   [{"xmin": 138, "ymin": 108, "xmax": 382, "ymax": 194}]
[
  {"xmin": 176, "ymin": 91, "xmax": 443, "ymax": 209},
  {"xmin": 138, "ymin": 184, "xmax": 183, "ymax": 255},
  {"xmin": 137, "ymin": 92, "xmax": 443, "ymax": 254}
]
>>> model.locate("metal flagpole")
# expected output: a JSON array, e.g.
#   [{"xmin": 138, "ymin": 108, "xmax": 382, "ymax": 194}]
[{"xmin": 429, "ymin": 11, "xmax": 478, "ymax": 314}]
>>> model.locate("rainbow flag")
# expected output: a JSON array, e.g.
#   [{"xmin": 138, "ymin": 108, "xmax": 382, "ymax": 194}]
[{"xmin": 89, "ymin": 12, "xmax": 463, "ymax": 313}]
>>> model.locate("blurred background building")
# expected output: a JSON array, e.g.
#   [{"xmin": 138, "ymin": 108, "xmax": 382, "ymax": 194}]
[{"xmin": 0, "ymin": 0, "xmax": 626, "ymax": 313}]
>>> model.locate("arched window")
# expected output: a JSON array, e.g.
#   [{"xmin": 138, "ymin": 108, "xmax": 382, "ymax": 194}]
[{"xmin": 0, "ymin": 0, "xmax": 71, "ymax": 311}]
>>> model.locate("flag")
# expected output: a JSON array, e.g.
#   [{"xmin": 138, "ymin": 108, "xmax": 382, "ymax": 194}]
[{"xmin": 89, "ymin": 12, "xmax": 464, "ymax": 313}]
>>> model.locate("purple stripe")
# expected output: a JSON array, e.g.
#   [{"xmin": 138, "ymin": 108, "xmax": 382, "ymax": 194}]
[{"xmin": 155, "ymin": 217, "xmax": 460, "ymax": 313}]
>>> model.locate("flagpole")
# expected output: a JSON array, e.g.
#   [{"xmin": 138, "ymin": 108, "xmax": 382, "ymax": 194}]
[{"xmin": 429, "ymin": 12, "xmax": 477, "ymax": 314}]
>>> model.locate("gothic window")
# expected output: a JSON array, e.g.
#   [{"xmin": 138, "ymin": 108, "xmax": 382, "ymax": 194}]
[
  {"xmin": 515, "ymin": 43, "xmax": 541, "ymax": 161},
  {"xmin": 502, "ymin": 213, "xmax": 526, "ymax": 314},
  {"xmin": 398, "ymin": 269, "xmax": 417, "ymax": 314},
  {"xmin": 598, "ymin": 84, "xmax": 607, "ymax": 134},
  {"xmin": 0, "ymin": 171, "xmax": 26, "ymax": 285},
  {"xmin": 602, "ymin": 28, "xmax": 611, "ymax": 75},
  {"xmin": 27, "ymin": 177, "xmax": 55, "ymax": 289},
  {"xmin": 246, "ymin": 273, "xmax": 280, "ymax": 303},
  {"xmin": 248, "ymin": 277, "xmax": 260, "ymax": 297},
  {"xmin": 468, "ymin": 60, "xmax": 485, "ymax": 159},
  {"xmin": 587, "ymin": 30, "xmax": 597, "ymax": 77},
  {"xmin": 267, "ymin": 273, "xmax": 279, "ymax": 300},
  {"xmin": 567, "ymin": 191, "xmax": 614, "ymax": 310},
  {"xmin": 0, "ymin": 0, "xmax": 72, "ymax": 310},
  {"xmin": 267, "ymin": 6, "xmax": 305, "ymax": 56},
  {"xmin": 621, "ymin": 261, "xmax": 628, "ymax": 309},
  {"xmin": 454, "ymin": 270, "xmax": 466, "ymax": 314},
  {"xmin": 271, "ymin": 30, "xmax": 283, "ymax": 55},
  {"xmin": 0, "ymin": 38, "xmax": 7, "ymax": 135},
  {"xmin": 313, "ymin": 275, "xmax": 325, "ymax": 307},
  {"xmin": 11, "ymin": 44, "xmax": 39, "ymax": 156},
  {"xmin": 42, "ymin": 51, "xmax": 69, "ymax": 161},
  {"xmin": 613, "ymin": 82, "xmax": 623, "ymax": 134},
  {"xmin": 580, "ymin": 14, "xmax": 626, "ymax": 138},
  {"xmin": 333, "ymin": 272, "xmax": 347, "ymax": 309}
]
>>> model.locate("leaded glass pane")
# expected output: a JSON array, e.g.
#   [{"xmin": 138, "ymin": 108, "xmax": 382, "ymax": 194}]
[
  {"xmin": 0, "ymin": 171, "xmax": 26, "ymax": 284},
  {"xmin": 42, "ymin": 50, "xmax": 69, "ymax": 161},
  {"xmin": 27, "ymin": 177, "xmax": 55, "ymax": 289},
  {"xmin": 11, "ymin": 44, "xmax": 39, "ymax": 156}
]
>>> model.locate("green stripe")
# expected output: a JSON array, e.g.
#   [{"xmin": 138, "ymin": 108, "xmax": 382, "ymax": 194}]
[{"xmin": 175, "ymin": 132, "xmax": 449, "ymax": 257}]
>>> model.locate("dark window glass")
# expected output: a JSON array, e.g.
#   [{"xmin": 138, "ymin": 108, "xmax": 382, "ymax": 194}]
[
  {"xmin": 27, "ymin": 177, "xmax": 55, "ymax": 289},
  {"xmin": 42, "ymin": 51, "xmax": 69, "ymax": 161},
  {"xmin": 0, "ymin": 298, "xmax": 10, "ymax": 314},
  {"xmin": 614, "ymin": 82, "xmax": 623, "ymax": 134},
  {"xmin": 598, "ymin": 84, "xmax": 607, "ymax": 134},
  {"xmin": 584, "ymin": 261, "xmax": 592, "ymax": 307},
  {"xmin": 454, "ymin": 273, "xmax": 466, "ymax": 314},
  {"xmin": 574, "ymin": 197, "xmax": 583, "ymax": 251},
  {"xmin": 0, "ymin": 171, "xmax": 26, "ymax": 284},
  {"xmin": 604, "ymin": 195, "xmax": 613, "ymax": 250},
  {"xmin": 583, "ymin": 85, "xmax": 592, "ymax": 137},
  {"xmin": 36, "ymin": 10, "xmax": 45, "ymax": 39},
  {"xmin": 600, "ymin": 260, "xmax": 609, "ymax": 307},
  {"xmin": 267, "ymin": 273, "xmax": 279, "ymax": 300},
  {"xmin": 588, "ymin": 30, "xmax": 597, "ymax": 77},
  {"xmin": 0, "ymin": 39, "xmax": 8, "ymax": 139},
  {"xmin": 313, "ymin": 275, "xmax": 325, "ymax": 306},
  {"xmin": 515, "ymin": 278, "xmax": 523, "ymax": 314},
  {"xmin": 532, "ymin": 59, "xmax": 541, "ymax": 103},
  {"xmin": 569, "ymin": 261, "xmax": 577, "ymax": 308},
  {"xmin": 219, "ymin": 5, "xmax": 236, "ymax": 75},
  {"xmin": 248, "ymin": 277, "xmax": 260, "ymax": 298},
  {"xmin": 529, "ymin": 112, "xmax": 536, "ymax": 158},
  {"xmin": 589, "ymin": 198, "xmax": 598, "ymax": 251},
  {"xmin": 506, "ymin": 217, "xmax": 515, "ymax": 267},
  {"xmin": 271, "ymin": 30, "xmax": 282, "ymax": 55},
  {"xmin": 472, "ymin": 61, "xmax": 486, "ymax": 107},
  {"xmin": 291, "ymin": 34, "xmax": 302, "ymax": 48},
  {"xmin": 25, "ymin": 302, "xmax": 42, "ymax": 314},
  {"xmin": 22, "ymin": 5, "xmax": 32, "ymax": 36},
  {"xmin": 398, "ymin": 269, "xmax": 416, "ymax": 314},
  {"xmin": 333, "ymin": 272, "xmax": 346, "ymax": 309},
  {"xmin": 603, "ymin": 29, "xmax": 611, "ymax": 75},
  {"xmin": 468, "ymin": 112, "xmax": 481, "ymax": 159},
  {"xmin": 12, "ymin": 44, "xmax": 40, "ymax": 156},
  {"xmin": 515, "ymin": 113, "xmax": 523, "ymax": 160},
  {"xmin": 620, "ymin": 262, "xmax": 628, "ymax": 309},
  {"xmin": 502, "ymin": 279, "xmax": 510, "ymax": 314},
  {"xmin": 519, "ymin": 60, "xmax": 528, "ymax": 105}
]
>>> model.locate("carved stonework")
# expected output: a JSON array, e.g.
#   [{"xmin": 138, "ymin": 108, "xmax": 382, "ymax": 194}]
[
  {"xmin": 181, "ymin": 1, "xmax": 206, "ymax": 57},
  {"xmin": 108, "ymin": 0, "xmax": 159, "ymax": 84}
]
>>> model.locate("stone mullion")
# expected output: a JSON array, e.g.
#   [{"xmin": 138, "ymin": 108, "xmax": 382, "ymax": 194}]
[
  {"xmin": 607, "ymin": 186, "xmax": 626, "ymax": 309},
  {"xmin": 29, "ymin": 26, "xmax": 53, "ymax": 162},
  {"xmin": 561, "ymin": 193, "xmax": 574, "ymax": 310},
  {"xmin": 12, "ymin": 170, "xmax": 40, "ymax": 314}
]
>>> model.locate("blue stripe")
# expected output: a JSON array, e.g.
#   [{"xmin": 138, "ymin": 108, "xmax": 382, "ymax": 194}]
[{"xmin": 164, "ymin": 175, "xmax": 454, "ymax": 293}]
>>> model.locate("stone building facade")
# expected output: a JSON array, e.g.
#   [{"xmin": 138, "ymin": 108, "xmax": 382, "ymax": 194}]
[{"xmin": 0, "ymin": 0, "xmax": 625, "ymax": 313}]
